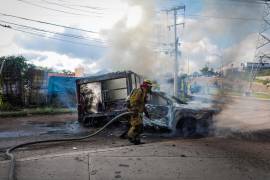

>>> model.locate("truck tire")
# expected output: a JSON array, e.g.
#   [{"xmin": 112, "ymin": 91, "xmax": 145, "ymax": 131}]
[
  {"xmin": 176, "ymin": 117, "xmax": 197, "ymax": 138},
  {"xmin": 183, "ymin": 117, "xmax": 197, "ymax": 137}
]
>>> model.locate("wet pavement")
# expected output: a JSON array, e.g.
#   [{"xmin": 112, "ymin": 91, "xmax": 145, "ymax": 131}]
[
  {"xmin": 0, "ymin": 138, "xmax": 269, "ymax": 180},
  {"xmin": 0, "ymin": 96, "xmax": 270, "ymax": 179},
  {"xmin": 0, "ymin": 114, "xmax": 89, "ymax": 149},
  {"xmin": 0, "ymin": 121, "xmax": 87, "ymax": 138}
]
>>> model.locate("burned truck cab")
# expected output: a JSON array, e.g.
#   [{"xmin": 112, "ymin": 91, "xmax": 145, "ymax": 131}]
[{"xmin": 76, "ymin": 71, "xmax": 143, "ymax": 126}]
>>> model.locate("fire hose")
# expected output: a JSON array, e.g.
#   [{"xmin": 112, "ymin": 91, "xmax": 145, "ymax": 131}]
[{"xmin": 5, "ymin": 111, "xmax": 133, "ymax": 180}]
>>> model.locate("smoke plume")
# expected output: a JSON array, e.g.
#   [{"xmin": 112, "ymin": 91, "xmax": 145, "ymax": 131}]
[
  {"xmin": 100, "ymin": 0, "xmax": 173, "ymax": 79},
  {"xmin": 181, "ymin": 0, "xmax": 263, "ymax": 72},
  {"xmin": 98, "ymin": 0, "xmax": 269, "ymax": 138},
  {"xmin": 182, "ymin": 1, "xmax": 270, "ymax": 138}
]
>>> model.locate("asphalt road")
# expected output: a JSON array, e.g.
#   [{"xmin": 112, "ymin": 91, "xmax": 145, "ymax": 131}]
[
  {"xmin": 0, "ymin": 96, "xmax": 270, "ymax": 179},
  {"xmin": 0, "ymin": 138, "xmax": 270, "ymax": 180},
  {"xmin": 214, "ymin": 96, "xmax": 270, "ymax": 140}
]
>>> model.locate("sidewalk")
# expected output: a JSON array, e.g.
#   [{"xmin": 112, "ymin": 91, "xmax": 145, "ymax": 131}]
[{"xmin": 0, "ymin": 139, "xmax": 269, "ymax": 180}]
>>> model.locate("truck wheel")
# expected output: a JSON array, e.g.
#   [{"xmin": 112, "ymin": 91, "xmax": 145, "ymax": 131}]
[
  {"xmin": 90, "ymin": 118, "xmax": 100, "ymax": 127},
  {"xmin": 82, "ymin": 117, "xmax": 91, "ymax": 127},
  {"xmin": 181, "ymin": 117, "xmax": 197, "ymax": 138}
]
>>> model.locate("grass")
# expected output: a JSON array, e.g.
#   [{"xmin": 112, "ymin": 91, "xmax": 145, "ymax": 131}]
[
  {"xmin": 225, "ymin": 91, "xmax": 270, "ymax": 100},
  {"xmin": 0, "ymin": 107, "xmax": 77, "ymax": 118},
  {"xmin": 255, "ymin": 78, "xmax": 270, "ymax": 85},
  {"xmin": 253, "ymin": 92, "xmax": 270, "ymax": 99}
]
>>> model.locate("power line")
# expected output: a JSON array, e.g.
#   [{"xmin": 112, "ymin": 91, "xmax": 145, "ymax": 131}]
[
  {"xmin": 17, "ymin": 0, "xmax": 102, "ymax": 17},
  {"xmin": 55, "ymin": 0, "xmax": 106, "ymax": 10},
  {"xmin": 0, "ymin": 20, "xmax": 87, "ymax": 40},
  {"xmin": 188, "ymin": 0, "xmax": 268, "ymax": 6},
  {"xmin": 40, "ymin": 0, "xmax": 105, "ymax": 15},
  {"xmin": 0, "ymin": 19, "xmax": 107, "ymax": 44},
  {"xmin": 217, "ymin": 0, "xmax": 269, "ymax": 5},
  {"xmin": 0, "ymin": 12, "xmax": 98, "ymax": 33},
  {"xmin": 185, "ymin": 13, "xmax": 263, "ymax": 22},
  {"xmin": 0, "ymin": 14, "xmax": 159, "ymax": 49},
  {"xmin": 157, "ymin": 10, "xmax": 262, "ymax": 22},
  {"xmin": 0, "ymin": 23, "xmax": 109, "ymax": 48}
]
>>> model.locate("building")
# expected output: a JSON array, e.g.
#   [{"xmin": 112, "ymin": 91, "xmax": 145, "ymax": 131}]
[
  {"xmin": 25, "ymin": 68, "xmax": 48, "ymax": 106},
  {"xmin": 245, "ymin": 62, "xmax": 270, "ymax": 71},
  {"xmin": 26, "ymin": 71, "xmax": 78, "ymax": 107}
]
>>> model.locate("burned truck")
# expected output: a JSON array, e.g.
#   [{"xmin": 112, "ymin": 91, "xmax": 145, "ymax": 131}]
[
  {"xmin": 144, "ymin": 91, "xmax": 215, "ymax": 136},
  {"xmin": 76, "ymin": 71, "xmax": 215, "ymax": 136},
  {"xmin": 76, "ymin": 71, "xmax": 143, "ymax": 126}
]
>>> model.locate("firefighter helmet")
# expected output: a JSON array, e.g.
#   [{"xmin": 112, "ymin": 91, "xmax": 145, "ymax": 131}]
[{"xmin": 142, "ymin": 79, "xmax": 153, "ymax": 88}]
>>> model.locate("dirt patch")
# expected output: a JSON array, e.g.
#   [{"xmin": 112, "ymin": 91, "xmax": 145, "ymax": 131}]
[{"xmin": 214, "ymin": 97, "xmax": 270, "ymax": 134}]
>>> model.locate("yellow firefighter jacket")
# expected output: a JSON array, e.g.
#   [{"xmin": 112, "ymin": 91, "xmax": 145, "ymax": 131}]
[{"xmin": 129, "ymin": 88, "xmax": 147, "ymax": 113}]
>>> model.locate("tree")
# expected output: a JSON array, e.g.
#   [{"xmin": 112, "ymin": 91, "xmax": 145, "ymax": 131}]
[
  {"xmin": 200, "ymin": 66, "xmax": 215, "ymax": 76},
  {"xmin": 200, "ymin": 66, "xmax": 209, "ymax": 76},
  {"xmin": 61, "ymin": 69, "xmax": 73, "ymax": 75},
  {"xmin": 0, "ymin": 56, "xmax": 31, "ymax": 107}
]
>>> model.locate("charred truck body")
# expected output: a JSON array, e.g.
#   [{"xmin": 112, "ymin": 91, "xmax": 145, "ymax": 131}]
[
  {"xmin": 76, "ymin": 71, "xmax": 215, "ymax": 136},
  {"xmin": 76, "ymin": 71, "xmax": 143, "ymax": 126}
]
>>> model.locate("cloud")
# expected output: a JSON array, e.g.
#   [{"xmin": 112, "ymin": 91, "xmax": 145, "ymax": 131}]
[
  {"xmin": 0, "ymin": 0, "xmax": 265, "ymax": 75},
  {"xmin": 223, "ymin": 33, "xmax": 258, "ymax": 65},
  {"xmin": 22, "ymin": 52, "xmax": 48, "ymax": 62},
  {"xmin": 187, "ymin": 0, "xmax": 263, "ymax": 44},
  {"xmin": 97, "ymin": 0, "xmax": 175, "ymax": 78},
  {"xmin": 181, "ymin": 38, "xmax": 220, "ymax": 72},
  {"xmin": 14, "ymin": 28, "xmax": 107, "ymax": 60},
  {"xmin": 178, "ymin": 0, "xmax": 264, "ymax": 72},
  {"xmin": 26, "ymin": 50, "xmax": 94, "ymax": 71}
]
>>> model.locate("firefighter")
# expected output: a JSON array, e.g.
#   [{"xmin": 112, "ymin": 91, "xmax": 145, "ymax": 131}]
[{"xmin": 126, "ymin": 80, "xmax": 152, "ymax": 145}]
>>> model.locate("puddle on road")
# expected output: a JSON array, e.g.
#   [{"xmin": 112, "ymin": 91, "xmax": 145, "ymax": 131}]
[
  {"xmin": 0, "ymin": 120, "xmax": 173, "ymax": 139},
  {"xmin": 0, "ymin": 121, "xmax": 89, "ymax": 139},
  {"xmin": 0, "ymin": 130, "xmax": 35, "ymax": 138}
]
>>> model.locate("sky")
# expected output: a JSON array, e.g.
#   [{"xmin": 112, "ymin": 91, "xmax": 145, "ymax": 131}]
[{"xmin": 0, "ymin": 0, "xmax": 266, "ymax": 76}]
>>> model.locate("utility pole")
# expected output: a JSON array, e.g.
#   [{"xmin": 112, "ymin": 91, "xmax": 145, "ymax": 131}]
[
  {"xmin": 166, "ymin": 6, "xmax": 185, "ymax": 97},
  {"xmin": 187, "ymin": 56, "xmax": 190, "ymax": 75},
  {"xmin": 173, "ymin": 9, "xmax": 179, "ymax": 97}
]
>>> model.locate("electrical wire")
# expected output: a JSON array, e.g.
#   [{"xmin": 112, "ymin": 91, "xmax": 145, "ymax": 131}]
[
  {"xmin": 179, "ymin": 0, "xmax": 268, "ymax": 6},
  {"xmin": 55, "ymin": 0, "xmax": 106, "ymax": 10},
  {"xmin": 0, "ymin": 24, "xmax": 109, "ymax": 48},
  {"xmin": 0, "ymin": 19, "xmax": 108, "ymax": 44},
  {"xmin": 0, "ymin": 20, "xmax": 88, "ymax": 40},
  {"xmin": 0, "ymin": 21, "xmax": 158, "ymax": 49},
  {"xmin": 0, "ymin": 12, "xmax": 98, "ymax": 33},
  {"xmin": 216, "ymin": 0, "xmax": 269, "ymax": 5},
  {"xmin": 5, "ymin": 112, "xmax": 133, "ymax": 180},
  {"xmin": 184, "ymin": 14, "xmax": 263, "ymax": 21},
  {"xmin": 157, "ymin": 11, "xmax": 262, "ymax": 22},
  {"xmin": 40, "ymin": 0, "xmax": 105, "ymax": 15},
  {"xmin": 17, "ymin": 0, "xmax": 102, "ymax": 17}
]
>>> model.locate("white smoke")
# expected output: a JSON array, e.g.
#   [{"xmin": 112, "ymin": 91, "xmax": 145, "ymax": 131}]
[
  {"xmin": 181, "ymin": 0, "xmax": 264, "ymax": 72},
  {"xmin": 99, "ymin": 0, "xmax": 173, "ymax": 79}
]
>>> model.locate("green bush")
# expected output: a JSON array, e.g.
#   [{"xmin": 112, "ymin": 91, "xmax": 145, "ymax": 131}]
[
  {"xmin": 0, "ymin": 101, "xmax": 14, "ymax": 111},
  {"xmin": 262, "ymin": 79, "xmax": 270, "ymax": 85},
  {"xmin": 255, "ymin": 78, "xmax": 270, "ymax": 85},
  {"xmin": 257, "ymin": 69, "xmax": 270, "ymax": 76}
]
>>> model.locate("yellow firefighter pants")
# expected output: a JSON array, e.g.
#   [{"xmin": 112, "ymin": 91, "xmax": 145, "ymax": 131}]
[{"xmin": 127, "ymin": 113, "xmax": 143, "ymax": 141}]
